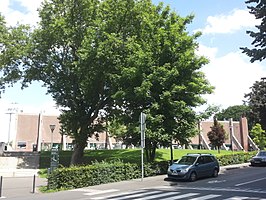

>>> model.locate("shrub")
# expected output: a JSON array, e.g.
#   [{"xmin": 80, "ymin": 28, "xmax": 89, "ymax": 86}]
[
  {"xmin": 45, "ymin": 150, "xmax": 258, "ymax": 191},
  {"xmin": 216, "ymin": 151, "xmax": 256, "ymax": 166},
  {"xmin": 47, "ymin": 160, "xmax": 146, "ymax": 190}
]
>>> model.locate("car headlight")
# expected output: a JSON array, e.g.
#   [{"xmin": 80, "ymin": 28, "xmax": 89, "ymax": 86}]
[
  {"xmin": 180, "ymin": 168, "xmax": 189, "ymax": 173},
  {"xmin": 262, "ymin": 158, "xmax": 266, "ymax": 161}
]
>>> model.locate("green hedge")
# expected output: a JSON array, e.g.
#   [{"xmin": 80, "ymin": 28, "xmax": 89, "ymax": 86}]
[
  {"xmin": 47, "ymin": 160, "xmax": 157, "ymax": 190},
  {"xmin": 46, "ymin": 151, "xmax": 257, "ymax": 191},
  {"xmin": 216, "ymin": 151, "xmax": 256, "ymax": 166}
]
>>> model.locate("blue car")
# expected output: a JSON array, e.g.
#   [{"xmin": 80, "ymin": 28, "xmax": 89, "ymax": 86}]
[{"xmin": 167, "ymin": 153, "xmax": 220, "ymax": 181}]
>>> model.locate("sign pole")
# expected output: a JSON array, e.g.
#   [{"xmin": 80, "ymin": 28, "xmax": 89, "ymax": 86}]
[{"xmin": 140, "ymin": 112, "xmax": 146, "ymax": 181}]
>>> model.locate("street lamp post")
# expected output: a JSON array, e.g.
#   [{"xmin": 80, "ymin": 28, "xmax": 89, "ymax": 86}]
[
  {"xmin": 49, "ymin": 124, "xmax": 56, "ymax": 150},
  {"xmin": 49, "ymin": 124, "xmax": 59, "ymax": 173}
]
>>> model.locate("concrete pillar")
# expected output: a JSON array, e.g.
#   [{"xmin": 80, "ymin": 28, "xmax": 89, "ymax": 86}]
[
  {"xmin": 239, "ymin": 117, "xmax": 249, "ymax": 151},
  {"xmin": 37, "ymin": 113, "xmax": 43, "ymax": 152}
]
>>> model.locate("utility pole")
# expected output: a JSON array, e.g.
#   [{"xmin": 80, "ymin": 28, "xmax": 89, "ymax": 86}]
[{"xmin": 5, "ymin": 105, "xmax": 18, "ymax": 147}]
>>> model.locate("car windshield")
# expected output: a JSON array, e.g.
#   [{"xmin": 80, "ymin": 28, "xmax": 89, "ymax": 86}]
[
  {"xmin": 177, "ymin": 156, "xmax": 197, "ymax": 165},
  {"xmin": 258, "ymin": 151, "xmax": 266, "ymax": 156}
]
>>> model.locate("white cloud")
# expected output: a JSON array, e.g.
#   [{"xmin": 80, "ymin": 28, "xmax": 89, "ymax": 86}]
[
  {"xmin": 197, "ymin": 44, "xmax": 218, "ymax": 60},
  {"xmin": 197, "ymin": 9, "xmax": 259, "ymax": 35},
  {"xmin": 1, "ymin": 0, "xmax": 42, "ymax": 26},
  {"xmin": 198, "ymin": 45, "xmax": 266, "ymax": 109}
]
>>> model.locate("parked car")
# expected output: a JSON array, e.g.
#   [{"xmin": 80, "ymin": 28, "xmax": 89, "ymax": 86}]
[
  {"xmin": 250, "ymin": 150, "xmax": 266, "ymax": 166},
  {"xmin": 167, "ymin": 153, "xmax": 220, "ymax": 182}
]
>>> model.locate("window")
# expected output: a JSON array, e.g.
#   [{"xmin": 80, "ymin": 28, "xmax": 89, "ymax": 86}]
[
  {"xmin": 17, "ymin": 141, "xmax": 26, "ymax": 149},
  {"xmin": 197, "ymin": 156, "xmax": 205, "ymax": 164},
  {"xmin": 204, "ymin": 156, "xmax": 214, "ymax": 163}
]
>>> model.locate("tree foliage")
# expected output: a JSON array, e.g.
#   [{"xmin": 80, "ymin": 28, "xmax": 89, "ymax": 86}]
[
  {"xmin": 197, "ymin": 104, "xmax": 220, "ymax": 121},
  {"xmin": 207, "ymin": 117, "xmax": 226, "ymax": 153},
  {"xmin": 216, "ymin": 105, "xmax": 250, "ymax": 121},
  {"xmin": 0, "ymin": 14, "xmax": 30, "ymax": 90},
  {"xmin": 105, "ymin": 2, "xmax": 213, "ymax": 162},
  {"xmin": 1, "ymin": 0, "xmax": 213, "ymax": 164},
  {"xmin": 245, "ymin": 79, "xmax": 266, "ymax": 131},
  {"xmin": 250, "ymin": 123, "xmax": 266, "ymax": 150},
  {"xmin": 241, "ymin": 0, "xmax": 266, "ymax": 62}
]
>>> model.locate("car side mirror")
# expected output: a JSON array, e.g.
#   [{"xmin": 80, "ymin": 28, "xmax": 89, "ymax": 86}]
[{"xmin": 195, "ymin": 163, "xmax": 199, "ymax": 166}]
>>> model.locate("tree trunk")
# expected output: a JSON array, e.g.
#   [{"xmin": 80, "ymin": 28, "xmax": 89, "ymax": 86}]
[
  {"xmin": 150, "ymin": 146, "xmax": 156, "ymax": 162},
  {"xmin": 170, "ymin": 144, "xmax": 173, "ymax": 164},
  {"xmin": 70, "ymin": 141, "xmax": 86, "ymax": 165},
  {"xmin": 145, "ymin": 144, "xmax": 157, "ymax": 162}
]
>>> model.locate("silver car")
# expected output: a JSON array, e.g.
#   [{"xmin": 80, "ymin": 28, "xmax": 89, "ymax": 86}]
[{"xmin": 167, "ymin": 153, "xmax": 220, "ymax": 181}]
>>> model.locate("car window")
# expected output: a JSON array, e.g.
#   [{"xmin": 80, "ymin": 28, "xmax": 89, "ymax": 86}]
[
  {"xmin": 178, "ymin": 156, "xmax": 197, "ymax": 165},
  {"xmin": 258, "ymin": 151, "xmax": 266, "ymax": 156},
  {"xmin": 204, "ymin": 156, "xmax": 214, "ymax": 163},
  {"xmin": 197, "ymin": 156, "xmax": 204, "ymax": 164}
]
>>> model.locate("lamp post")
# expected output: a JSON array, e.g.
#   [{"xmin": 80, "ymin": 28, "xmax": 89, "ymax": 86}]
[{"xmin": 49, "ymin": 124, "xmax": 56, "ymax": 150}]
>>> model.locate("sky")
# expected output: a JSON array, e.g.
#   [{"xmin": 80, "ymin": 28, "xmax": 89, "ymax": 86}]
[{"xmin": 0, "ymin": 0, "xmax": 265, "ymax": 141}]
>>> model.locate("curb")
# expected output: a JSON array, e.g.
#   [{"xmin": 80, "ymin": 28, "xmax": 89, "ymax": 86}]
[{"xmin": 220, "ymin": 163, "xmax": 250, "ymax": 172}]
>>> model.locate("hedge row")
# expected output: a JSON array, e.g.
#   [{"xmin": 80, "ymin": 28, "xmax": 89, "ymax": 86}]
[
  {"xmin": 47, "ymin": 161, "xmax": 157, "ymax": 190},
  {"xmin": 47, "ymin": 151, "xmax": 257, "ymax": 190},
  {"xmin": 216, "ymin": 151, "xmax": 256, "ymax": 166}
]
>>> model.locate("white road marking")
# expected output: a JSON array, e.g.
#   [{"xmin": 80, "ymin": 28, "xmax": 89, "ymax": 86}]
[
  {"xmin": 163, "ymin": 193, "xmax": 199, "ymax": 199},
  {"xmin": 223, "ymin": 196, "xmax": 250, "ymax": 200},
  {"xmin": 83, "ymin": 189, "xmax": 119, "ymax": 196},
  {"xmin": 134, "ymin": 191, "xmax": 180, "ymax": 200},
  {"xmin": 91, "ymin": 190, "xmax": 159, "ymax": 200},
  {"xmin": 235, "ymin": 177, "xmax": 266, "ymax": 186},
  {"xmin": 189, "ymin": 194, "xmax": 221, "ymax": 200}
]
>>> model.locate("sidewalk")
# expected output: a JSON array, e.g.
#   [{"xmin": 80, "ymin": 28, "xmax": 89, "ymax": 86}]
[{"xmin": 0, "ymin": 169, "xmax": 39, "ymax": 177}]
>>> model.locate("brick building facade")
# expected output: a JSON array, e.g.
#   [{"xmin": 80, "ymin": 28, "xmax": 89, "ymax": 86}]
[{"xmin": 8, "ymin": 113, "xmax": 257, "ymax": 152}]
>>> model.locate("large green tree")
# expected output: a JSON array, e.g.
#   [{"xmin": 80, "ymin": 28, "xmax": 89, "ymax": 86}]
[
  {"xmin": 245, "ymin": 79, "xmax": 266, "ymax": 131},
  {"xmin": 241, "ymin": 0, "xmax": 266, "ymax": 62},
  {"xmin": 1, "ymin": 0, "xmax": 213, "ymax": 165},
  {"xmin": 108, "ymin": 3, "xmax": 213, "ymax": 162}
]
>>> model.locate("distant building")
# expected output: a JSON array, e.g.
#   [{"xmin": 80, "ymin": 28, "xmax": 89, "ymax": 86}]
[
  {"xmin": 190, "ymin": 117, "xmax": 257, "ymax": 151},
  {"xmin": 6, "ymin": 113, "xmax": 258, "ymax": 152},
  {"xmin": 11, "ymin": 113, "xmax": 118, "ymax": 151}
]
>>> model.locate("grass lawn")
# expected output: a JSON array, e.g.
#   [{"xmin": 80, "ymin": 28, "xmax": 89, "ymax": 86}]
[{"xmin": 40, "ymin": 148, "xmax": 236, "ymax": 168}]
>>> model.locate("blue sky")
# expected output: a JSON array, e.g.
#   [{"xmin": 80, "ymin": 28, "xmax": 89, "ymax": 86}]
[{"xmin": 0, "ymin": 0, "xmax": 265, "ymax": 142}]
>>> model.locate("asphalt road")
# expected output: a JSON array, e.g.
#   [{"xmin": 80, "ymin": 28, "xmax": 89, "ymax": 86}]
[{"xmin": 3, "ymin": 165, "xmax": 266, "ymax": 200}]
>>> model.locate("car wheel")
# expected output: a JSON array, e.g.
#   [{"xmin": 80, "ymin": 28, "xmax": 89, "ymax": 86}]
[
  {"xmin": 189, "ymin": 172, "xmax": 197, "ymax": 182},
  {"xmin": 212, "ymin": 168, "xmax": 219, "ymax": 177}
]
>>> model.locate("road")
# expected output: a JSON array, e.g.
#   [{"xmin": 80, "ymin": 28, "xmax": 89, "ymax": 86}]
[{"xmin": 4, "ymin": 165, "xmax": 266, "ymax": 200}]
